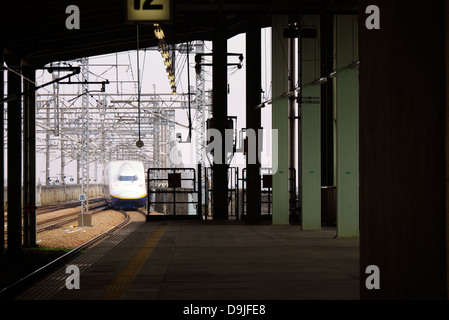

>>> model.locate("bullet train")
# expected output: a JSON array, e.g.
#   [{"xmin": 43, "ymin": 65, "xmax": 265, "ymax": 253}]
[{"xmin": 107, "ymin": 160, "xmax": 147, "ymax": 210}]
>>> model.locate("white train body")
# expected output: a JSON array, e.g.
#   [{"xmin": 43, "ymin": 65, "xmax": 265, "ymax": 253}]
[{"xmin": 107, "ymin": 161, "xmax": 146, "ymax": 209}]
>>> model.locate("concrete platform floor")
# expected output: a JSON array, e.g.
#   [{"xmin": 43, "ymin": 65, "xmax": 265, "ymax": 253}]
[{"xmin": 18, "ymin": 220, "xmax": 359, "ymax": 300}]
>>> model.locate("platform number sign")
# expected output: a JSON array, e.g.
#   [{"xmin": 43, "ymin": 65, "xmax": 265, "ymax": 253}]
[{"xmin": 126, "ymin": 0, "xmax": 171, "ymax": 23}]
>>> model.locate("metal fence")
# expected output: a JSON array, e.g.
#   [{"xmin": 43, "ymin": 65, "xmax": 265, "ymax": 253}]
[
  {"xmin": 241, "ymin": 167, "xmax": 273, "ymax": 217},
  {"xmin": 147, "ymin": 166, "xmax": 202, "ymax": 218},
  {"xmin": 204, "ymin": 166, "xmax": 240, "ymax": 219},
  {"xmin": 240, "ymin": 167, "xmax": 298, "ymax": 218},
  {"xmin": 146, "ymin": 165, "xmax": 299, "ymax": 221}
]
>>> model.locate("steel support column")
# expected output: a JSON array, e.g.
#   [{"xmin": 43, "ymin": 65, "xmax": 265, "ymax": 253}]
[
  {"xmin": 212, "ymin": 17, "xmax": 229, "ymax": 220},
  {"xmin": 446, "ymin": 1, "xmax": 449, "ymax": 299},
  {"xmin": 288, "ymin": 19, "xmax": 297, "ymax": 220},
  {"xmin": 335, "ymin": 15, "xmax": 359, "ymax": 238},
  {"xmin": 271, "ymin": 15, "xmax": 289, "ymax": 225},
  {"xmin": 78, "ymin": 57, "xmax": 91, "ymax": 227},
  {"xmin": 320, "ymin": 14, "xmax": 334, "ymax": 187},
  {"xmin": 6, "ymin": 57, "xmax": 22, "ymax": 253},
  {"xmin": 23, "ymin": 65, "xmax": 37, "ymax": 247},
  {"xmin": 300, "ymin": 15, "xmax": 321, "ymax": 230},
  {"xmin": 0, "ymin": 51, "xmax": 4, "ymax": 254},
  {"xmin": 245, "ymin": 16, "xmax": 262, "ymax": 224}
]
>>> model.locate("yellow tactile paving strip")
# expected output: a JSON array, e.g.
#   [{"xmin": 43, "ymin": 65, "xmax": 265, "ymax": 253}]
[{"xmin": 100, "ymin": 224, "xmax": 167, "ymax": 300}]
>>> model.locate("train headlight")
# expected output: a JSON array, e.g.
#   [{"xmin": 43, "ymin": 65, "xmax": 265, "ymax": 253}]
[
  {"xmin": 111, "ymin": 184, "xmax": 118, "ymax": 190},
  {"xmin": 139, "ymin": 184, "xmax": 145, "ymax": 189}
]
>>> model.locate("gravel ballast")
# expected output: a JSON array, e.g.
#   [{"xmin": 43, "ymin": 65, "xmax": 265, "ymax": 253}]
[{"xmin": 36, "ymin": 210, "xmax": 145, "ymax": 249}]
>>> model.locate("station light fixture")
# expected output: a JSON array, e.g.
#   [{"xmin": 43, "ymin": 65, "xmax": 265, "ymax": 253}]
[
  {"xmin": 154, "ymin": 24, "xmax": 165, "ymax": 40},
  {"xmin": 154, "ymin": 23, "xmax": 177, "ymax": 95},
  {"xmin": 168, "ymin": 68, "xmax": 175, "ymax": 80},
  {"xmin": 161, "ymin": 50, "xmax": 170, "ymax": 59}
]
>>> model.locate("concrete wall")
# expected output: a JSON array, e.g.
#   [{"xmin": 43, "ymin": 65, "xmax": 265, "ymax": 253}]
[{"xmin": 3, "ymin": 184, "xmax": 107, "ymax": 210}]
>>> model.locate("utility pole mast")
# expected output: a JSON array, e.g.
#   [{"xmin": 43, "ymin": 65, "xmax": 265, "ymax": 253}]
[
  {"xmin": 195, "ymin": 41, "xmax": 206, "ymax": 168},
  {"xmin": 79, "ymin": 57, "xmax": 91, "ymax": 226}
]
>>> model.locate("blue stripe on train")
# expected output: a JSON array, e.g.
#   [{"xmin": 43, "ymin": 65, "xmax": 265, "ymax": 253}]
[{"xmin": 110, "ymin": 195, "xmax": 147, "ymax": 210}]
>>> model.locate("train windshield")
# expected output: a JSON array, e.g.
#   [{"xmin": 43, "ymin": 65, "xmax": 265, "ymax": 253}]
[{"xmin": 118, "ymin": 175, "xmax": 138, "ymax": 181}]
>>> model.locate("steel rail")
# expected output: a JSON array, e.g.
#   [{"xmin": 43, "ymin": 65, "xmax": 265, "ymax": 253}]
[{"xmin": 0, "ymin": 209, "xmax": 130, "ymax": 300}]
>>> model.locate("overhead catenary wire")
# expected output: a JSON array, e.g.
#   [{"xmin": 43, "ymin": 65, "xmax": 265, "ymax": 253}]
[
  {"xmin": 0, "ymin": 65, "xmax": 81, "ymax": 104},
  {"xmin": 136, "ymin": 24, "xmax": 142, "ymax": 144},
  {"xmin": 26, "ymin": 45, "xmax": 194, "ymax": 180}
]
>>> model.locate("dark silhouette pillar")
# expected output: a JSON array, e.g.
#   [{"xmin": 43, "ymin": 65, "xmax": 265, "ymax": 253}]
[
  {"xmin": 6, "ymin": 56, "xmax": 22, "ymax": 254},
  {"xmin": 23, "ymin": 65, "xmax": 37, "ymax": 247},
  {"xmin": 245, "ymin": 16, "xmax": 262, "ymax": 223},
  {"xmin": 359, "ymin": 0, "xmax": 447, "ymax": 299},
  {"xmin": 212, "ymin": 17, "xmax": 229, "ymax": 220}
]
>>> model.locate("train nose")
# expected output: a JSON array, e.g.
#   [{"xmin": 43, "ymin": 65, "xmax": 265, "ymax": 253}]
[{"xmin": 117, "ymin": 191, "xmax": 140, "ymax": 198}]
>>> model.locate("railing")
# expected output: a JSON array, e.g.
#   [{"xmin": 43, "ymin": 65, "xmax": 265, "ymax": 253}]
[{"xmin": 147, "ymin": 165, "xmax": 202, "ymax": 219}]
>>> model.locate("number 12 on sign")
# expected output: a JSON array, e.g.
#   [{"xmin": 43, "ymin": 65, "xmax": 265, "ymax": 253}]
[{"xmin": 126, "ymin": 0, "xmax": 171, "ymax": 22}]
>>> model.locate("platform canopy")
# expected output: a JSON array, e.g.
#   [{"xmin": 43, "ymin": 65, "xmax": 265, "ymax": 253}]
[{"xmin": 1, "ymin": 0, "xmax": 359, "ymax": 66}]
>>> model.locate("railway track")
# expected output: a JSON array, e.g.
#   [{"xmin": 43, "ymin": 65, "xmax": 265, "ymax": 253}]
[
  {"xmin": 0, "ymin": 208, "xmax": 147, "ymax": 299},
  {"xmin": 4, "ymin": 199, "xmax": 110, "ymax": 245},
  {"xmin": 36, "ymin": 198, "xmax": 106, "ymax": 215},
  {"xmin": 36, "ymin": 203, "xmax": 109, "ymax": 232}
]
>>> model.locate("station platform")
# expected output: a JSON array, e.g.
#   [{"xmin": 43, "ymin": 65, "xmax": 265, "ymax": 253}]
[{"xmin": 17, "ymin": 219, "xmax": 359, "ymax": 300}]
